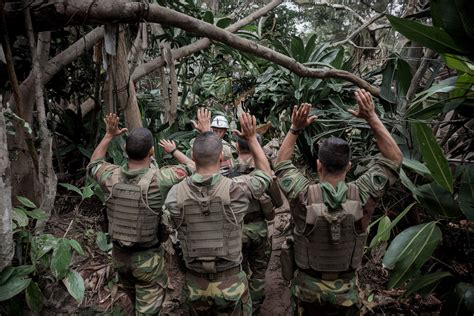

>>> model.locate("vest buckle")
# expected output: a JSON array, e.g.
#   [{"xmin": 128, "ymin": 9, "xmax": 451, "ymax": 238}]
[
  {"xmin": 330, "ymin": 223, "xmax": 341, "ymax": 242},
  {"xmin": 199, "ymin": 200, "xmax": 210, "ymax": 215}
]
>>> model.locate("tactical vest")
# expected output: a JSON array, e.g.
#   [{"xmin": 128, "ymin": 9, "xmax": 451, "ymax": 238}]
[
  {"xmin": 105, "ymin": 168, "xmax": 160, "ymax": 248},
  {"xmin": 294, "ymin": 183, "xmax": 367, "ymax": 272},
  {"xmin": 175, "ymin": 176, "xmax": 241, "ymax": 273}
]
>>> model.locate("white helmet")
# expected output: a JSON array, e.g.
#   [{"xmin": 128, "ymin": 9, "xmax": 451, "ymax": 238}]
[{"xmin": 211, "ymin": 115, "xmax": 229, "ymax": 129}]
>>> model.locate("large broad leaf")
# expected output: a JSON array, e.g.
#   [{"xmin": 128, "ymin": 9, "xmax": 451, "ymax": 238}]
[
  {"xmin": 387, "ymin": 15, "xmax": 467, "ymax": 55},
  {"xmin": 290, "ymin": 36, "xmax": 305, "ymax": 62},
  {"xmin": 369, "ymin": 203, "xmax": 415, "ymax": 248},
  {"xmin": 383, "ymin": 222, "xmax": 442, "ymax": 289},
  {"xmin": 459, "ymin": 166, "xmax": 474, "ymax": 220},
  {"xmin": 68, "ymin": 239, "xmax": 85, "ymax": 256},
  {"xmin": 59, "ymin": 183, "xmax": 83, "ymax": 198},
  {"xmin": 0, "ymin": 277, "xmax": 31, "ymax": 301},
  {"xmin": 17, "ymin": 196, "xmax": 37, "ymax": 209},
  {"xmin": 12, "ymin": 208, "xmax": 29, "ymax": 227},
  {"xmin": 442, "ymin": 54, "xmax": 474, "ymax": 75},
  {"xmin": 396, "ymin": 58, "xmax": 413, "ymax": 97},
  {"xmin": 96, "ymin": 231, "xmax": 112, "ymax": 252},
  {"xmin": 0, "ymin": 265, "xmax": 34, "ymax": 285},
  {"xmin": 417, "ymin": 182, "xmax": 461, "ymax": 217},
  {"xmin": 63, "ymin": 269, "xmax": 85, "ymax": 304},
  {"xmin": 380, "ymin": 59, "xmax": 397, "ymax": 103},
  {"xmin": 25, "ymin": 282, "xmax": 44, "ymax": 313},
  {"xmin": 50, "ymin": 239, "xmax": 72, "ymax": 280},
  {"xmin": 31, "ymin": 234, "xmax": 58, "ymax": 261},
  {"xmin": 404, "ymin": 271, "xmax": 452, "ymax": 297},
  {"xmin": 400, "ymin": 168, "xmax": 419, "ymax": 196},
  {"xmin": 411, "ymin": 122, "xmax": 453, "ymax": 192},
  {"xmin": 402, "ymin": 158, "xmax": 432, "ymax": 178}
]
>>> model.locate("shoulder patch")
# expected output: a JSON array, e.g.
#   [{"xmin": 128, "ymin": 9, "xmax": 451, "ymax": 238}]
[{"xmin": 175, "ymin": 168, "xmax": 188, "ymax": 179}]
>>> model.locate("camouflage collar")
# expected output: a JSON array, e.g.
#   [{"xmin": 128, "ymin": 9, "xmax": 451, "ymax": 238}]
[
  {"xmin": 190, "ymin": 172, "xmax": 222, "ymax": 186},
  {"xmin": 120, "ymin": 164, "xmax": 148, "ymax": 178},
  {"xmin": 320, "ymin": 181, "xmax": 348, "ymax": 210}
]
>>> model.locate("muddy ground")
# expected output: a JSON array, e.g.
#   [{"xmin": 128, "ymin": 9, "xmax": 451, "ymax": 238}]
[{"xmin": 37, "ymin": 192, "xmax": 472, "ymax": 316}]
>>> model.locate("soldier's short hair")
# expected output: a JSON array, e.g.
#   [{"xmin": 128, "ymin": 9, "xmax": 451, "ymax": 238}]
[
  {"xmin": 317, "ymin": 137, "xmax": 351, "ymax": 174},
  {"xmin": 193, "ymin": 132, "xmax": 223, "ymax": 167},
  {"xmin": 237, "ymin": 134, "xmax": 262, "ymax": 153},
  {"xmin": 126, "ymin": 128, "xmax": 153, "ymax": 160}
]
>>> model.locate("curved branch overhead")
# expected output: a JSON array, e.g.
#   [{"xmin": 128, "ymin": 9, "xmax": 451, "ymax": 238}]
[{"xmin": 53, "ymin": 0, "xmax": 380, "ymax": 96}]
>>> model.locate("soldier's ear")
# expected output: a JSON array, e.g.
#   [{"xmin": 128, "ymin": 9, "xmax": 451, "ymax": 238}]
[
  {"xmin": 219, "ymin": 151, "xmax": 224, "ymax": 162},
  {"xmin": 316, "ymin": 160, "xmax": 322, "ymax": 173},
  {"xmin": 346, "ymin": 161, "xmax": 352, "ymax": 172},
  {"xmin": 148, "ymin": 146, "xmax": 154, "ymax": 157}
]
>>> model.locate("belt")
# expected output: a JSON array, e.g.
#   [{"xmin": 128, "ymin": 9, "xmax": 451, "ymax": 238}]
[
  {"xmin": 298, "ymin": 268, "xmax": 355, "ymax": 281},
  {"xmin": 244, "ymin": 212, "xmax": 265, "ymax": 224},
  {"xmin": 187, "ymin": 265, "xmax": 242, "ymax": 281},
  {"xmin": 112, "ymin": 241, "xmax": 160, "ymax": 252}
]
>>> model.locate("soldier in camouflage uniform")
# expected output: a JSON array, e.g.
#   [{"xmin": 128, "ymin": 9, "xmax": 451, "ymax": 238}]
[
  {"xmin": 187, "ymin": 114, "xmax": 236, "ymax": 161},
  {"xmin": 164, "ymin": 112, "xmax": 273, "ymax": 315},
  {"xmin": 226, "ymin": 135, "xmax": 283, "ymax": 312},
  {"xmin": 88, "ymin": 113, "xmax": 191, "ymax": 315},
  {"xmin": 275, "ymin": 89, "xmax": 402, "ymax": 315}
]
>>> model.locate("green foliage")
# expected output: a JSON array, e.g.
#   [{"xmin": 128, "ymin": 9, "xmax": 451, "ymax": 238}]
[
  {"xmin": 404, "ymin": 271, "xmax": 452, "ymax": 298},
  {"xmin": 383, "ymin": 222, "xmax": 442, "ymax": 289},
  {"xmin": 387, "ymin": 15, "xmax": 467, "ymax": 55},
  {"xmin": 62, "ymin": 270, "xmax": 85, "ymax": 304},
  {"xmin": 25, "ymin": 282, "xmax": 45, "ymax": 313},
  {"xmin": 96, "ymin": 231, "xmax": 112, "ymax": 252},
  {"xmin": 59, "ymin": 183, "xmax": 95, "ymax": 200},
  {"xmin": 410, "ymin": 122, "xmax": 453, "ymax": 192},
  {"xmin": 369, "ymin": 203, "xmax": 414, "ymax": 248}
]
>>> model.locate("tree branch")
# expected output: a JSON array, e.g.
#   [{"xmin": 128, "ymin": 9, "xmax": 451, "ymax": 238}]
[
  {"xmin": 131, "ymin": 0, "xmax": 284, "ymax": 81},
  {"xmin": 59, "ymin": 0, "xmax": 380, "ymax": 96},
  {"xmin": 329, "ymin": 12, "xmax": 386, "ymax": 48}
]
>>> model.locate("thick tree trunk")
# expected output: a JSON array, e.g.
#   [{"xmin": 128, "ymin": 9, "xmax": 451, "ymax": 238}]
[
  {"xmin": 24, "ymin": 2, "xmax": 57, "ymax": 231},
  {"xmin": 104, "ymin": 26, "xmax": 142, "ymax": 129},
  {"xmin": 0, "ymin": 108, "xmax": 13, "ymax": 271}
]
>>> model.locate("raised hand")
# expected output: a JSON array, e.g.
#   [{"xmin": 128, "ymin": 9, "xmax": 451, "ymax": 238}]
[
  {"xmin": 349, "ymin": 89, "xmax": 377, "ymax": 122},
  {"xmin": 291, "ymin": 103, "xmax": 317, "ymax": 131},
  {"xmin": 159, "ymin": 139, "xmax": 176, "ymax": 153},
  {"xmin": 104, "ymin": 113, "xmax": 128, "ymax": 137},
  {"xmin": 191, "ymin": 108, "xmax": 211, "ymax": 133},
  {"xmin": 233, "ymin": 112, "xmax": 256, "ymax": 140}
]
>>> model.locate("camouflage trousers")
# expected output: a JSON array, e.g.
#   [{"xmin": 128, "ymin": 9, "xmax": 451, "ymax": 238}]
[
  {"xmin": 112, "ymin": 245, "xmax": 167, "ymax": 315},
  {"xmin": 242, "ymin": 220, "xmax": 271, "ymax": 310},
  {"xmin": 291, "ymin": 269, "xmax": 360, "ymax": 316},
  {"xmin": 184, "ymin": 269, "xmax": 252, "ymax": 315}
]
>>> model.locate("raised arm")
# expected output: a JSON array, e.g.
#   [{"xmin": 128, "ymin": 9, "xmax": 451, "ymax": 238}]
[
  {"xmin": 159, "ymin": 139, "xmax": 196, "ymax": 169},
  {"xmin": 90, "ymin": 113, "xmax": 128, "ymax": 162},
  {"xmin": 350, "ymin": 89, "xmax": 403, "ymax": 166},
  {"xmin": 276, "ymin": 103, "xmax": 317, "ymax": 164},
  {"xmin": 234, "ymin": 113, "xmax": 272, "ymax": 176}
]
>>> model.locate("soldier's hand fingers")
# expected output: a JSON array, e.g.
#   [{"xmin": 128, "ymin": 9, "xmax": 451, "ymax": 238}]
[
  {"xmin": 308, "ymin": 115, "xmax": 318, "ymax": 124},
  {"xmin": 232, "ymin": 129, "xmax": 243, "ymax": 137},
  {"xmin": 347, "ymin": 109, "xmax": 359, "ymax": 117}
]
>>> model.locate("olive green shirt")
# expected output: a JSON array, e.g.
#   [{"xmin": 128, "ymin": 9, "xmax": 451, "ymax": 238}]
[{"xmin": 164, "ymin": 170, "xmax": 272, "ymax": 272}]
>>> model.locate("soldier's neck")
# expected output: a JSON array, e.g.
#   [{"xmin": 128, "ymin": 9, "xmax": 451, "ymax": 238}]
[
  {"xmin": 128, "ymin": 158, "xmax": 150, "ymax": 171},
  {"xmin": 319, "ymin": 173, "xmax": 346, "ymax": 188},
  {"xmin": 196, "ymin": 164, "xmax": 220, "ymax": 176}
]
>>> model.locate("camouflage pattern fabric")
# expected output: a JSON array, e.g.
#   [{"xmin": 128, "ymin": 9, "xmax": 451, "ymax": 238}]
[
  {"xmin": 113, "ymin": 246, "xmax": 168, "ymax": 315},
  {"xmin": 242, "ymin": 220, "xmax": 271, "ymax": 309},
  {"xmin": 290, "ymin": 269, "xmax": 359, "ymax": 315},
  {"xmin": 185, "ymin": 270, "xmax": 252, "ymax": 315}
]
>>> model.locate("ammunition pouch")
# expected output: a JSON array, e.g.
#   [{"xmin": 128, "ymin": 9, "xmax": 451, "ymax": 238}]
[
  {"xmin": 280, "ymin": 237, "xmax": 296, "ymax": 281},
  {"xmin": 259, "ymin": 195, "xmax": 275, "ymax": 221}
]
